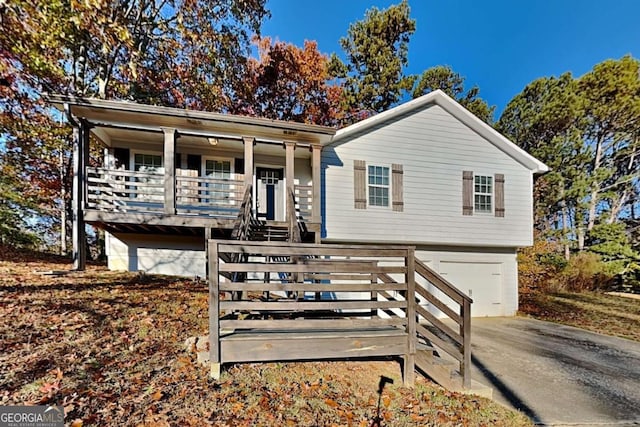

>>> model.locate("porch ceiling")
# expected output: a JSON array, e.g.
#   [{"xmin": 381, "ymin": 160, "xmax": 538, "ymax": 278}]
[{"xmin": 97, "ymin": 127, "xmax": 314, "ymax": 158}]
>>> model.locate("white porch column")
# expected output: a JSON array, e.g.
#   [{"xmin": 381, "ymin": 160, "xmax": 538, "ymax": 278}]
[
  {"xmin": 311, "ymin": 143, "xmax": 322, "ymax": 224},
  {"xmin": 284, "ymin": 141, "xmax": 296, "ymax": 220},
  {"xmin": 162, "ymin": 127, "xmax": 177, "ymax": 214},
  {"xmin": 242, "ymin": 136, "xmax": 255, "ymax": 188}
]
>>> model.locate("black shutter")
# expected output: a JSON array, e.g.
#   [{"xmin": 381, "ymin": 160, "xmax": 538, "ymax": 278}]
[
  {"xmin": 187, "ymin": 154, "xmax": 201, "ymax": 175},
  {"xmin": 235, "ymin": 158, "xmax": 245, "ymax": 175},
  {"xmin": 113, "ymin": 148, "xmax": 129, "ymax": 170}
]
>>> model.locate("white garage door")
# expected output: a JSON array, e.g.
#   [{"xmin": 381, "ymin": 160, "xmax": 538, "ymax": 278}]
[{"xmin": 438, "ymin": 261, "xmax": 503, "ymax": 317}]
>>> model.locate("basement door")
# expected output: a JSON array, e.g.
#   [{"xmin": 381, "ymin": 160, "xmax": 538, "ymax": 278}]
[
  {"xmin": 438, "ymin": 261, "xmax": 503, "ymax": 317},
  {"xmin": 256, "ymin": 167, "xmax": 284, "ymax": 221}
]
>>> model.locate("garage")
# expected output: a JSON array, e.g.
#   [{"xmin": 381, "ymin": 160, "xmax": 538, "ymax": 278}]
[{"xmin": 438, "ymin": 261, "xmax": 503, "ymax": 317}]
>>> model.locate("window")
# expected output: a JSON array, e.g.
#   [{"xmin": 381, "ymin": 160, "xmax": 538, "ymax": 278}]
[
  {"xmin": 134, "ymin": 153, "xmax": 162, "ymax": 172},
  {"xmin": 204, "ymin": 159, "xmax": 232, "ymax": 205},
  {"xmin": 368, "ymin": 165, "xmax": 390, "ymax": 207},
  {"xmin": 205, "ymin": 159, "xmax": 231, "ymax": 178},
  {"xmin": 474, "ymin": 175, "xmax": 493, "ymax": 213},
  {"xmin": 132, "ymin": 153, "xmax": 163, "ymax": 202}
]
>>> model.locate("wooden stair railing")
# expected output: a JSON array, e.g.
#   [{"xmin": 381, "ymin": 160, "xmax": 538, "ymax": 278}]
[
  {"xmin": 378, "ymin": 261, "xmax": 472, "ymax": 389},
  {"xmin": 227, "ymin": 185, "xmax": 254, "ymax": 300}
]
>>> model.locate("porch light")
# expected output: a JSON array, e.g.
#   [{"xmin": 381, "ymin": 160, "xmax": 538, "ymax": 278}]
[{"xmin": 208, "ymin": 137, "xmax": 219, "ymax": 146}]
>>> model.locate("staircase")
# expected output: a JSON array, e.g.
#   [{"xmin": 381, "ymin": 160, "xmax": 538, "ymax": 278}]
[
  {"xmin": 415, "ymin": 343, "xmax": 492, "ymax": 397},
  {"xmin": 250, "ymin": 221, "xmax": 290, "ymax": 242}
]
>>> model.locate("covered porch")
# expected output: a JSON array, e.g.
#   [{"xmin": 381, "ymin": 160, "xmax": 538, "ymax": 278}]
[{"xmin": 49, "ymin": 95, "xmax": 335, "ymax": 269}]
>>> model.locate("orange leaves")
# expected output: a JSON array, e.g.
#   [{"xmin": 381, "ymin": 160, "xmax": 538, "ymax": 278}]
[
  {"xmin": 325, "ymin": 398, "xmax": 339, "ymax": 408},
  {"xmin": 233, "ymin": 36, "xmax": 344, "ymax": 126}
]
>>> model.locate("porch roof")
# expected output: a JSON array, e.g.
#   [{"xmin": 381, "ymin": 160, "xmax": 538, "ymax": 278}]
[{"xmin": 46, "ymin": 94, "xmax": 336, "ymax": 145}]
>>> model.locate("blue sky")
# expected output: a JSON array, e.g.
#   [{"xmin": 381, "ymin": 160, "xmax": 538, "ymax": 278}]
[{"xmin": 261, "ymin": 0, "xmax": 639, "ymax": 119}]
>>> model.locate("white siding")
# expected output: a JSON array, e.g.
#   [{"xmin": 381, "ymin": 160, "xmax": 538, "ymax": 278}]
[
  {"xmin": 323, "ymin": 104, "xmax": 534, "ymax": 247},
  {"xmin": 106, "ymin": 232, "xmax": 206, "ymax": 277}
]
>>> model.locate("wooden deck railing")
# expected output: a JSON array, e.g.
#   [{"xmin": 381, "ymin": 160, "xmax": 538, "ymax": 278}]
[
  {"xmin": 208, "ymin": 240, "xmax": 473, "ymax": 389},
  {"xmin": 414, "ymin": 260, "xmax": 472, "ymax": 387},
  {"xmin": 230, "ymin": 184, "xmax": 254, "ymax": 241},
  {"xmin": 87, "ymin": 167, "xmax": 165, "ymax": 212},
  {"xmin": 208, "ymin": 240, "xmax": 418, "ymax": 383},
  {"xmin": 86, "ymin": 167, "xmax": 245, "ymax": 217}
]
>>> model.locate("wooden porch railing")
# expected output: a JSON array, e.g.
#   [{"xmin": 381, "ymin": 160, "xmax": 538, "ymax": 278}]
[
  {"xmin": 293, "ymin": 184, "xmax": 313, "ymax": 221},
  {"xmin": 208, "ymin": 240, "xmax": 473, "ymax": 389},
  {"xmin": 208, "ymin": 240, "xmax": 418, "ymax": 383},
  {"xmin": 230, "ymin": 184, "xmax": 254, "ymax": 241},
  {"xmin": 86, "ymin": 167, "xmax": 245, "ymax": 217}
]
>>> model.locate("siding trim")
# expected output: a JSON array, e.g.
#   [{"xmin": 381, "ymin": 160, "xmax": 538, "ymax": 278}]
[
  {"xmin": 354, "ymin": 160, "xmax": 367, "ymax": 209},
  {"xmin": 462, "ymin": 171, "xmax": 473, "ymax": 216}
]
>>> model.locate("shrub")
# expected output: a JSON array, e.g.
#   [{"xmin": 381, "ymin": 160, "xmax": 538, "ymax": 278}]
[
  {"xmin": 518, "ymin": 239, "xmax": 566, "ymax": 292},
  {"xmin": 557, "ymin": 252, "xmax": 615, "ymax": 292}
]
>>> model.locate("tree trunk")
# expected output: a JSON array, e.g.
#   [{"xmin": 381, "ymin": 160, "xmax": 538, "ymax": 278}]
[
  {"xmin": 587, "ymin": 134, "xmax": 604, "ymax": 231},
  {"xmin": 562, "ymin": 202, "xmax": 570, "ymax": 260},
  {"xmin": 608, "ymin": 190, "xmax": 629, "ymax": 224}
]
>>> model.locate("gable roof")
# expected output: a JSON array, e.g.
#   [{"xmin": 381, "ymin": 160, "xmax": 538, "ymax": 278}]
[{"xmin": 331, "ymin": 90, "xmax": 549, "ymax": 174}]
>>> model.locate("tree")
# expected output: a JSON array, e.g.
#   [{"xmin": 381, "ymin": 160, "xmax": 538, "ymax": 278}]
[
  {"xmin": 231, "ymin": 37, "xmax": 343, "ymax": 126},
  {"xmin": 497, "ymin": 73, "xmax": 589, "ymax": 257},
  {"xmin": 498, "ymin": 56, "xmax": 640, "ymax": 276},
  {"xmin": 0, "ymin": 0, "xmax": 270, "ymax": 250},
  {"xmin": 334, "ymin": 0, "xmax": 416, "ymax": 118},
  {"xmin": 412, "ymin": 65, "xmax": 495, "ymax": 123},
  {"xmin": 578, "ymin": 55, "xmax": 640, "ymax": 233}
]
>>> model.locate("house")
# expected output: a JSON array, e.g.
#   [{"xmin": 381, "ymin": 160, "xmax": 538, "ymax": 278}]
[{"xmin": 49, "ymin": 90, "xmax": 548, "ymax": 318}]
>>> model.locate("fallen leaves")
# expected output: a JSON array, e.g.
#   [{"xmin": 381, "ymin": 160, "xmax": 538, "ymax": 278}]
[{"xmin": 0, "ymin": 255, "xmax": 532, "ymax": 426}]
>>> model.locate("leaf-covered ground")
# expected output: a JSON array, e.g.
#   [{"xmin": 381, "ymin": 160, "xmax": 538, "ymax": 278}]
[
  {"xmin": 0, "ymin": 247, "xmax": 531, "ymax": 426},
  {"xmin": 520, "ymin": 289, "xmax": 640, "ymax": 342}
]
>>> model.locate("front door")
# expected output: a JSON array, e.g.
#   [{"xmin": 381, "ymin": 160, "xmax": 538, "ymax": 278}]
[{"xmin": 256, "ymin": 167, "xmax": 284, "ymax": 221}]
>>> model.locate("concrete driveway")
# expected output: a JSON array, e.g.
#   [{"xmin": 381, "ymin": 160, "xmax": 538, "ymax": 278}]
[{"xmin": 469, "ymin": 317, "xmax": 640, "ymax": 426}]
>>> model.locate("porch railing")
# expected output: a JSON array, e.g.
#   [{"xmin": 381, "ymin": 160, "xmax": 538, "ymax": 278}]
[
  {"xmin": 86, "ymin": 167, "xmax": 245, "ymax": 217},
  {"xmin": 294, "ymin": 184, "xmax": 313, "ymax": 221}
]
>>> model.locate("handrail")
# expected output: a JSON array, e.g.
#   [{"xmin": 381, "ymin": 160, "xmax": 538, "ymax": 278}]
[
  {"xmin": 231, "ymin": 184, "xmax": 254, "ymax": 241},
  {"xmin": 378, "ymin": 260, "xmax": 472, "ymax": 388},
  {"xmin": 288, "ymin": 188, "xmax": 302, "ymax": 243},
  {"xmin": 413, "ymin": 259, "xmax": 472, "ymax": 388},
  {"xmin": 415, "ymin": 260, "xmax": 472, "ymax": 305}
]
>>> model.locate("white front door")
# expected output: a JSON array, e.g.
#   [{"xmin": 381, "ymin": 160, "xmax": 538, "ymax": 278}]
[{"xmin": 256, "ymin": 167, "xmax": 284, "ymax": 221}]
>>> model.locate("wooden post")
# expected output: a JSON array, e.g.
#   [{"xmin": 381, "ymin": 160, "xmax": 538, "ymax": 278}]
[
  {"xmin": 404, "ymin": 247, "xmax": 416, "ymax": 385},
  {"xmin": 72, "ymin": 120, "xmax": 88, "ymax": 271},
  {"xmin": 243, "ymin": 137, "xmax": 255, "ymax": 187},
  {"xmin": 311, "ymin": 144, "xmax": 322, "ymax": 225},
  {"xmin": 284, "ymin": 141, "xmax": 296, "ymax": 222},
  {"xmin": 461, "ymin": 298, "xmax": 472, "ymax": 388},
  {"xmin": 162, "ymin": 127, "xmax": 177, "ymax": 215},
  {"xmin": 208, "ymin": 239, "xmax": 221, "ymax": 379}
]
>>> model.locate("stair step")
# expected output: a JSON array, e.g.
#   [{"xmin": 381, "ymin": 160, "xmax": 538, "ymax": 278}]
[{"xmin": 414, "ymin": 349, "xmax": 492, "ymax": 398}]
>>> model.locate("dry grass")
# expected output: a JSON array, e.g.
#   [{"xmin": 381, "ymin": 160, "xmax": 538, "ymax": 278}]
[
  {"xmin": 0, "ymin": 248, "xmax": 531, "ymax": 426},
  {"xmin": 520, "ymin": 289, "xmax": 640, "ymax": 342}
]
